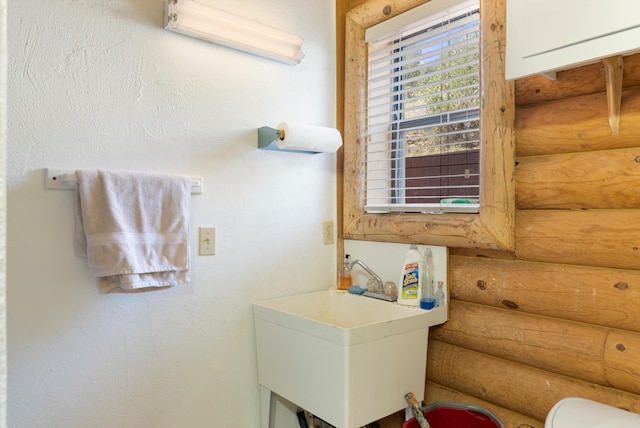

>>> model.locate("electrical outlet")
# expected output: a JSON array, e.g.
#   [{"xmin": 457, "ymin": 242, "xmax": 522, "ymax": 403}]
[
  {"xmin": 322, "ymin": 221, "xmax": 334, "ymax": 245},
  {"xmin": 199, "ymin": 227, "xmax": 215, "ymax": 256}
]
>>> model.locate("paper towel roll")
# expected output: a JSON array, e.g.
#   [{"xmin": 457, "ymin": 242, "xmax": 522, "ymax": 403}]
[{"xmin": 276, "ymin": 122, "xmax": 343, "ymax": 153}]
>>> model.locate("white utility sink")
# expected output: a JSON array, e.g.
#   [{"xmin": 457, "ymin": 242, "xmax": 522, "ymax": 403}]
[{"xmin": 253, "ymin": 289, "xmax": 447, "ymax": 428}]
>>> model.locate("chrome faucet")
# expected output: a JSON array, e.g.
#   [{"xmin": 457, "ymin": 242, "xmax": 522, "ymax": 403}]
[{"xmin": 348, "ymin": 259, "xmax": 384, "ymax": 292}]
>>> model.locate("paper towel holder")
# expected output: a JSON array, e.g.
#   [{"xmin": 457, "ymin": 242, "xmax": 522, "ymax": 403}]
[
  {"xmin": 258, "ymin": 126, "xmax": 320, "ymax": 153},
  {"xmin": 258, "ymin": 126, "xmax": 284, "ymax": 150}
]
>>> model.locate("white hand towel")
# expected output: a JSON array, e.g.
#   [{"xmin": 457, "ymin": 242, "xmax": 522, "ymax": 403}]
[{"xmin": 74, "ymin": 169, "xmax": 191, "ymax": 293}]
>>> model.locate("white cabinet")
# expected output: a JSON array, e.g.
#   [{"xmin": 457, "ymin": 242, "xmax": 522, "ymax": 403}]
[{"xmin": 506, "ymin": 0, "xmax": 640, "ymax": 80}]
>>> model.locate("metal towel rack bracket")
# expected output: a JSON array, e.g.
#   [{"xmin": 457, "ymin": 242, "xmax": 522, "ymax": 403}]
[{"xmin": 44, "ymin": 168, "xmax": 203, "ymax": 194}]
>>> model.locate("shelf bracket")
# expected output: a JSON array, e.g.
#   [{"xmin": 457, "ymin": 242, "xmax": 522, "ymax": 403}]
[
  {"xmin": 602, "ymin": 55, "xmax": 624, "ymax": 135},
  {"xmin": 540, "ymin": 71, "xmax": 557, "ymax": 80}
]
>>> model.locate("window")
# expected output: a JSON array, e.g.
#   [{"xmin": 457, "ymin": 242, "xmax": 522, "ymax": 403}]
[
  {"xmin": 342, "ymin": 0, "xmax": 515, "ymax": 250},
  {"xmin": 365, "ymin": 0, "xmax": 481, "ymax": 214}
]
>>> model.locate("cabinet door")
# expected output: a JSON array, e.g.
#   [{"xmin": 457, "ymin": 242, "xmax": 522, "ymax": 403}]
[{"xmin": 506, "ymin": 0, "xmax": 640, "ymax": 79}]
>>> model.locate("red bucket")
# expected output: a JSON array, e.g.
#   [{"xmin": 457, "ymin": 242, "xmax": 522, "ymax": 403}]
[{"xmin": 402, "ymin": 402, "xmax": 506, "ymax": 428}]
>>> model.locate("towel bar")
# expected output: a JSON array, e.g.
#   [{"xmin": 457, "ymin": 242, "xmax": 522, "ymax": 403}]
[{"xmin": 44, "ymin": 168, "xmax": 203, "ymax": 194}]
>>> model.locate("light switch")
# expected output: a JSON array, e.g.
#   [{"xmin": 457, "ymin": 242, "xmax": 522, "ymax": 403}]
[{"xmin": 199, "ymin": 227, "xmax": 215, "ymax": 256}]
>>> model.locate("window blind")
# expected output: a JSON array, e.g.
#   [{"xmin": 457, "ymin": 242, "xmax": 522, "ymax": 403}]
[{"xmin": 364, "ymin": 0, "xmax": 481, "ymax": 214}]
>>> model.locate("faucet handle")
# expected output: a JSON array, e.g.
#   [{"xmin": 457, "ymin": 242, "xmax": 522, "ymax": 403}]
[{"xmin": 366, "ymin": 278, "xmax": 381, "ymax": 293}]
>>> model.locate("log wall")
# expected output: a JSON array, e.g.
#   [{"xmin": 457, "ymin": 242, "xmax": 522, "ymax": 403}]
[
  {"xmin": 429, "ymin": 54, "xmax": 640, "ymax": 427},
  {"xmin": 338, "ymin": 1, "xmax": 640, "ymax": 427}
]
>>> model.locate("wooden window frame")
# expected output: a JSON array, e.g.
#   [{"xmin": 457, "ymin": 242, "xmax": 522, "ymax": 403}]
[{"xmin": 343, "ymin": 0, "xmax": 515, "ymax": 250}]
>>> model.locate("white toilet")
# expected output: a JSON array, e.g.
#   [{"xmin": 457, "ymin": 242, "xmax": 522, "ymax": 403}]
[{"xmin": 546, "ymin": 397, "xmax": 640, "ymax": 427}]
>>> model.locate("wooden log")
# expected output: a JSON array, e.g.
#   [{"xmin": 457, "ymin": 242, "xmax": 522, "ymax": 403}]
[
  {"xmin": 427, "ymin": 341, "xmax": 640, "ymax": 421},
  {"xmin": 429, "ymin": 301, "xmax": 608, "ymax": 385},
  {"xmin": 604, "ymin": 329, "xmax": 640, "ymax": 396},
  {"xmin": 346, "ymin": 0, "xmax": 427, "ymax": 29},
  {"xmin": 515, "ymin": 88, "xmax": 640, "ymax": 157},
  {"xmin": 516, "ymin": 209, "xmax": 640, "ymax": 271},
  {"xmin": 343, "ymin": 9, "xmax": 367, "ymax": 232},
  {"xmin": 476, "ymin": 0, "xmax": 516, "ymax": 250},
  {"xmin": 449, "ymin": 246, "xmax": 516, "ymax": 260},
  {"xmin": 336, "ymin": 0, "xmax": 348, "ymax": 266},
  {"xmin": 336, "ymin": 0, "xmax": 348, "ymax": 138},
  {"xmin": 448, "ymin": 255, "xmax": 640, "ymax": 333},
  {"xmin": 349, "ymin": 0, "xmax": 369, "ymax": 9},
  {"xmin": 515, "ymin": 63, "xmax": 608, "ymax": 108},
  {"xmin": 515, "ymin": 52, "xmax": 640, "ymax": 106},
  {"xmin": 516, "ymin": 147, "xmax": 640, "ymax": 209},
  {"xmin": 425, "ymin": 382, "xmax": 543, "ymax": 428}
]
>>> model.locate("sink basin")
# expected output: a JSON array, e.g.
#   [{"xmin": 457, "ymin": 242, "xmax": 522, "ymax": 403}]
[{"xmin": 253, "ymin": 289, "xmax": 447, "ymax": 428}]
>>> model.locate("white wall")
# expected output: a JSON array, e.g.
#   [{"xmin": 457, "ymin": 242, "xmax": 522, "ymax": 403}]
[
  {"xmin": 7, "ymin": 0, "xmax": 336, "ymax": 427},
  {"xmin": 0, "ymin": 0, "xmax": 7, "ymax": 425}
]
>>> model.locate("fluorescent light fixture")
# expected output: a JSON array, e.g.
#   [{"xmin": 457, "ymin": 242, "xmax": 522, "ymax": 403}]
[{"xmin": 163, "ymin": 0, "xmax": 304, "ymax": 65}]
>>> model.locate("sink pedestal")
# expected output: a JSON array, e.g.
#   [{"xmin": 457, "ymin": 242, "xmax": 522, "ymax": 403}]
[{"xmin": 253, "ymin": 290, "xmax": 447, "ymax": 428}]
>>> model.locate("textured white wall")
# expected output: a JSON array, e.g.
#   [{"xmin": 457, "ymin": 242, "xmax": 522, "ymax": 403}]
[
  {"xmin": 7, "ymin": 0, "xmax": 336, "ymax": 427},
  {"xmin": 0, "ymin": 0, "xmax": 6, "ymax": 425}
]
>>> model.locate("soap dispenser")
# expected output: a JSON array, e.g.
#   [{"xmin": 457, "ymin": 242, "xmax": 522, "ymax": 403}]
[{"xmin": 338, "ymin": 254, "xmax": 352, "ymax": 290}]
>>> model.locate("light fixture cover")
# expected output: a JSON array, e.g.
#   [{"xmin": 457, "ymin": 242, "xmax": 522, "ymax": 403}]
[{"xmin": 164, "ymin": 0, "xmax": 304, "ymax": 65}]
